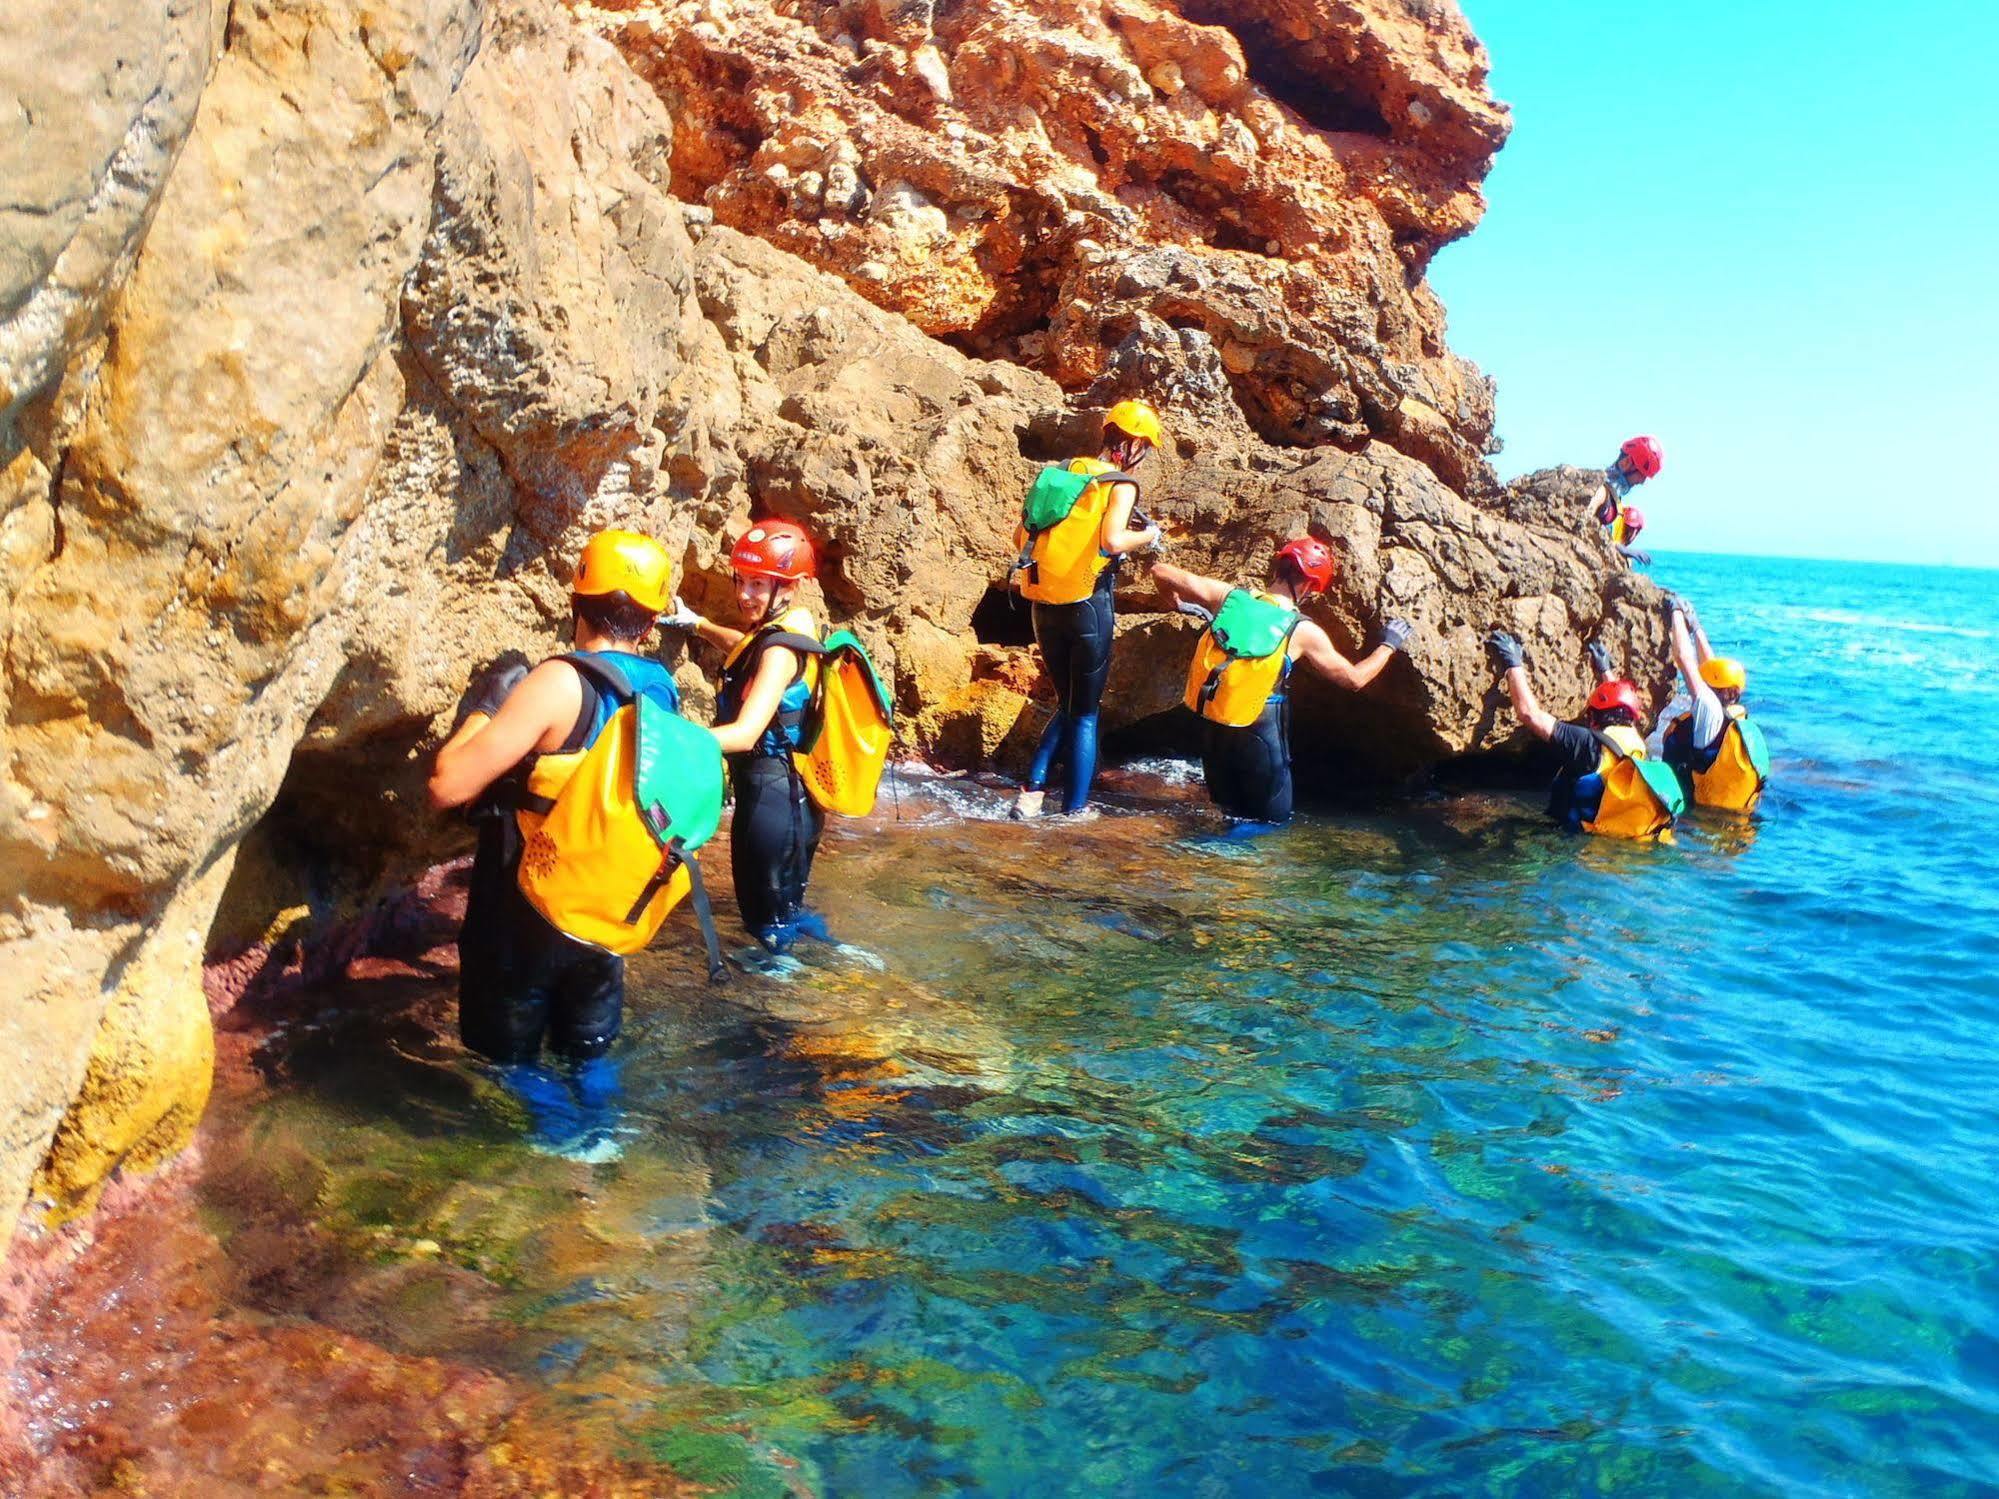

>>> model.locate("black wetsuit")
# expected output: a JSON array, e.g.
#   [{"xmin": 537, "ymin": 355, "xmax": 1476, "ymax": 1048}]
[
  {"xmin": 1026, "ymin": 570, "xmax": 1116, "ymax": 811},
  {"xmin": 1545, "ymin": 720, "xmax": 1607, "ymax": 826},
  {"xmin": 1201, "ymin": 676, "xmax": 1294, "ymax": 825},
  {"xmin": 717, "ymin": 623, "xmax": 823, "ymax": 947},
  {"xmin": 458, "ymin": 652, "xmax": 677, "ymax": 1064}
]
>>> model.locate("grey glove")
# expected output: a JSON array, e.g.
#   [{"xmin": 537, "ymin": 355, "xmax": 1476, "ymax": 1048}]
[
  {"xmin": 1174, "ymin": 600, "xmax": 1215, "ymax": 624},
  {"xmin": 1618, "ymin": 545, "xmax": 1653, "ymax": 566},
  {"xmin": 1667, "ymin": 592, "xmax": 1698, "ymax": 626},
  {"xmin": 1381, "ymin": 619, "xmax": 1414, "ymax": 653},
  {"xmin": 1586, "ymin": 641, "xmax": 1614, "ymax": 677},
  {"xmin": 454, "ymin": 651, "xmax": 531, "ymax": 729},
  {"xmin": 658, "ymin": 594, "xmax": 704, "ymax": 632},
  {"xmin": 1486, "ymin": 630, "xmax": 1526, "ymax": 673}
]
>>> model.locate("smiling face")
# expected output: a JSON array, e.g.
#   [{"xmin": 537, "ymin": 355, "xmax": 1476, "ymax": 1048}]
[{"xmin": 732, "ymin": 569, "xmax": 787, "ymax": 624}]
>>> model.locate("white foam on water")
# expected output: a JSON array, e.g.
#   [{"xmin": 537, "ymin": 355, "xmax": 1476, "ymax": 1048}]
[{"xmin": 1791, "ymin": 607, "xmax": 1992, "ymax": 640}]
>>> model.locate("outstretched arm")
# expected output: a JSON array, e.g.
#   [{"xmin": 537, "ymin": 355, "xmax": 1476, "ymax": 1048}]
[
  {"xmin": 1101, "ymin": 481, "xmax": 1161, "ymax": 557},
  {"xmin": 1668, "ymin": 605, "xmax": 1705, "ymax": 687},
  {"xmin": 1488, "ymin": 631, "xmax": 1558, "ymax": 742},
  {"xmin": 662, "ymin": 596, "xmax": 746, "ymax": 654},
  {"xmin": 1149, "ymin": 560, "xmax": 1232, "ymax": 616},
  {"xmin": 1291, "ymin": 619, "xmax": 1395, "ymax": 692}
]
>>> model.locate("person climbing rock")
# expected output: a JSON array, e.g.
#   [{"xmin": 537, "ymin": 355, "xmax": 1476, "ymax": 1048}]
[
  {"xmin": 1659, "ymin": 596, "xmax": 1771, "ymax": 813},
  {"xmin": 1487, "ymin": 629, "xmax": 1683, "ymax": 840},
  {"xmin": 429, "ymin": 529, "xmax": 683, "ymax": 1066},
  {"xmin": 1152, "ymin": 537, "xmax": 1411, "ymax": 829},
  {"xmin": 1008, "ymin": 399, "xmax": 1166, "ymax": 820},
  {"xmin": 1592, "ymin": 435, "xmax": 1661, "ymax": 565},
  {"xmin": 666, "ymin": 519, "xmax": 828, "ymax": 953}
]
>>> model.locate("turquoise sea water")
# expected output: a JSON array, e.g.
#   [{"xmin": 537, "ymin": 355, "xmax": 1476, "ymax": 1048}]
[{"xmin": 213, "ymin": 553, "xmax": 1999, "ymax": 1495}]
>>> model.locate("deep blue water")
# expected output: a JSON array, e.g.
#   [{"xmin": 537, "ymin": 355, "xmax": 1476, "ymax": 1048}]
[{"xmin": 229, "ymin": 552, "xmax": 1999, "ymax": 1496}]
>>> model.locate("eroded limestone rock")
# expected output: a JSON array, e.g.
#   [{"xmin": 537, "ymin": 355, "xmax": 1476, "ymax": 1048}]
[{"xmin": 0, "ymin": 0, "xmax": 1668, "ymax": 1252}]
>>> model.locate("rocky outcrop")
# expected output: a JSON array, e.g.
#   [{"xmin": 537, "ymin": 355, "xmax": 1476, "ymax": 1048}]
[
  {"xmin": 0, "ymin": 0, "xmax": 1668, "ymax": 1249},
  {"xmin": 573, "ymin": 0, "xmax": 1509, "ymax": 490}
]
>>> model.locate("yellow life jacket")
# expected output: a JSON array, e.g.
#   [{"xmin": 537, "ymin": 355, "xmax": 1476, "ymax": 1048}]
[
  {"xmin": 1580, "ymin": 723, "xmax": 1684, "ymax": 842},
  {"xmin": 515, "ymin": 656, "xmax": 727, "ymax": 971},
  {"xmin": 1691, "ymin": 704, "xmax": 1769, "ymax": 814},
  {"xmin": 1182, "ymin": 588, "xmax": 1301, "ymax": 727},
  {"xmin": 1012, "ymin": 458, "xmax": 1129, "ymax": 605}
]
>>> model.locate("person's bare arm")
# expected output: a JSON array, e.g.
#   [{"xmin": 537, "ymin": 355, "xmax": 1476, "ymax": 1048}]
[
  {"xmin": 1668, "ymin": 607, "xmax": 1705, "ymax": 687},
  {"xmin": 1487, "ymin": 630, "xmax": 1557, "ymax": 741},
  {"xmin": 711, "ymin": 644, "xmax": 801, "ymax": 756},
  {"xmin": 1100, "ymin": 481, "xmax": 1159, "ymax": 557},
  {"xmin": 1501, "ymin": 668, "xmax": 1559, "ymax": 741},
  {"xmin": 1149, "ymin": 561, "xmax": 1232, "ymax": 615},
  {"xmin": 428, "ymin": 660, "xmax": 583, "ymax": 809},
  {"xmin": 1291, "ymin": 619, "xmax": 1394, "ymax": 692}
]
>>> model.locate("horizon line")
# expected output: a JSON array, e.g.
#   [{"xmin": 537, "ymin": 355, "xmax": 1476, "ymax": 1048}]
[{"xmin": 1650, "ymin": 545, "xmax": 1999, "ymax": 575}]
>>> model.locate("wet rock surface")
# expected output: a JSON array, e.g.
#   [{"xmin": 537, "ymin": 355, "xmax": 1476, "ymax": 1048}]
[{"xmin": 0, "ymin": 0, "xmax": 1666, "ymax": 1244}]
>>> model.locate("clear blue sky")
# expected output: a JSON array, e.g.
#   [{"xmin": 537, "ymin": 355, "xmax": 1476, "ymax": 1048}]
[{"xmin": 1430, "ymin": 0, "xmax": 1999, "ymax": 569}]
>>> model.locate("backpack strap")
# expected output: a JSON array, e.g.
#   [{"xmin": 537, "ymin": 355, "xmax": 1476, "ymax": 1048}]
[
  {"xmin": 1589, "ymin": 727, "xmax": 1633, "ymax": 762},
  {"xmin": 505, "ymin": 652, "xmax": 642, "ymax": 816},
  {"xmin": 1011, "ymin": 467, "xmax": 1138, "ymax": 589},
  {"xmin": 623, "ymin": 823, "xmax": 728, "ymax": 985},
  {"xmin": 1196, "ymin": 607, "xmax": 1301, "ymax": 717},
  {"xmin": 558, "ymin": 650, "xmax": 637, "ymax": 705}
]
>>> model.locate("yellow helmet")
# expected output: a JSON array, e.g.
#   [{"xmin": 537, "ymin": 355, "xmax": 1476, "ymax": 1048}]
[
  {"xmin": 1103, "ymin": 398, "xmax": 1164, "ymax": 449},
  {"xmin": 1699, "ymin": 656, "xmax": 1746, "ymax": 692},
  {"xmin": 573, "ymin": 529, "xmax": 672, "ymax": 613}
]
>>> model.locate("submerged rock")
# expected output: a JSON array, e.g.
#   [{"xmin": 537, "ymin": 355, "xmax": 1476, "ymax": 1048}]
[{"xmin": 0, "ymin": 0, "xmax": 1666, "ymax": 1243}]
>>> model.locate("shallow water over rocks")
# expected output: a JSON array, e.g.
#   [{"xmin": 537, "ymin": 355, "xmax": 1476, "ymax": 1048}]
[{"xmin": 11, "ymin": 553, "xmax": 1999, "ymax": 1497}]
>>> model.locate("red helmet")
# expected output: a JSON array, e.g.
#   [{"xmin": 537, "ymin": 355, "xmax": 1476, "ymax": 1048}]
[
  {"xmin": 1587, "ymin": 679, "xmax": 1645, "ymax": 723},
  {"xmin": 1619, "ymin": 435, "xmax": 1663, "ymax": 481},
  {"xmin": 729, "ymin": 518, "xmax": 816, "ymax": 582},
  {"xmin": 1274, "ymin": 536, "xmax": 1336, "ymax": 596},
  {"xmin": 1622, "ymin": 505, "xmax": 1646, "ymax": 537}
]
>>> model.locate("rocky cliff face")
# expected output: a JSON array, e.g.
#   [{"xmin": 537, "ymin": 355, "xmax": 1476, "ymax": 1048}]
[{"xmin": 0, "ymin": 0, "xmax": 1667, "ymax": 1249}]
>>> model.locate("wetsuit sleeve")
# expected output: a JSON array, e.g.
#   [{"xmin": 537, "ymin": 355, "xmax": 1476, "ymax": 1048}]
[{"xmin": 1549, "ymin": 720, "xmax": 1601, "ymax": 776}]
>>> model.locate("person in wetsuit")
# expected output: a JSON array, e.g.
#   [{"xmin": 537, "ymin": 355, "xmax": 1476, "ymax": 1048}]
[
  {"xmin": 429, "ymin": 529, "xmax": 680, "ymax": 1064},
  {"xmin": 1658, "ymin": 595, "xmax": 1768, "ymax": 812},
  {"xmin": 667, "ymin": 519, "xmax": 827, "ymax": 953},
  {"xmin": 1009, "ymin": 399, "xmax": 1167, "ymax": 820},
  {"xmin": 1591, "ymin": 435, "xmax": 1661, "ymax": 566},
  {"xmin": 1487, "ymin": 629, "xmax": 1674, "ymax": 836},
  {"xmin": 1150, "ymin": 537, "xmax": 1411, "ymax": 827}
]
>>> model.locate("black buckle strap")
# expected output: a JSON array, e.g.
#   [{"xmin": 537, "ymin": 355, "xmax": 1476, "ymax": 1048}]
[{"xmin": 621, "ymin": 832, "xmax": 728, "ymax": 985}]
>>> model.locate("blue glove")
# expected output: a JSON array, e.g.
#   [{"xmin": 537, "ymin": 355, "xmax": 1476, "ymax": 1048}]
[
  {"xmin": 1486, "ymin": 630, "xmax": 1526, "ymax": 672},
  {"xmin": 1381, "ymin": 619, "xmax": 1414, "ymax": 653},
  {"xmin": 1587, "ymin": 641, "xmax": 1614, "ymax": 677}
]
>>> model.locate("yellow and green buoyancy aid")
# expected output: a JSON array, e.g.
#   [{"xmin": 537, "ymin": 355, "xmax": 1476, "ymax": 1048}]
[
  {"xmin": 515, "ymin": 653, "xmax": 727, "ymax": 972},
  {"xmin": 1011, "ymin": 458, "xmax": 1134, "ymax": 605},
  {"xmin": 1690, "ymin": 705, "xmax": 1771, "ymax": 813},
  {"xmin": 1183, "ymin": 588, "xmax": 1302, "ymax": 727},
  {"xmin": 1574, "ymin": 723, "xmax": 1685, "ymax": 840}
]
